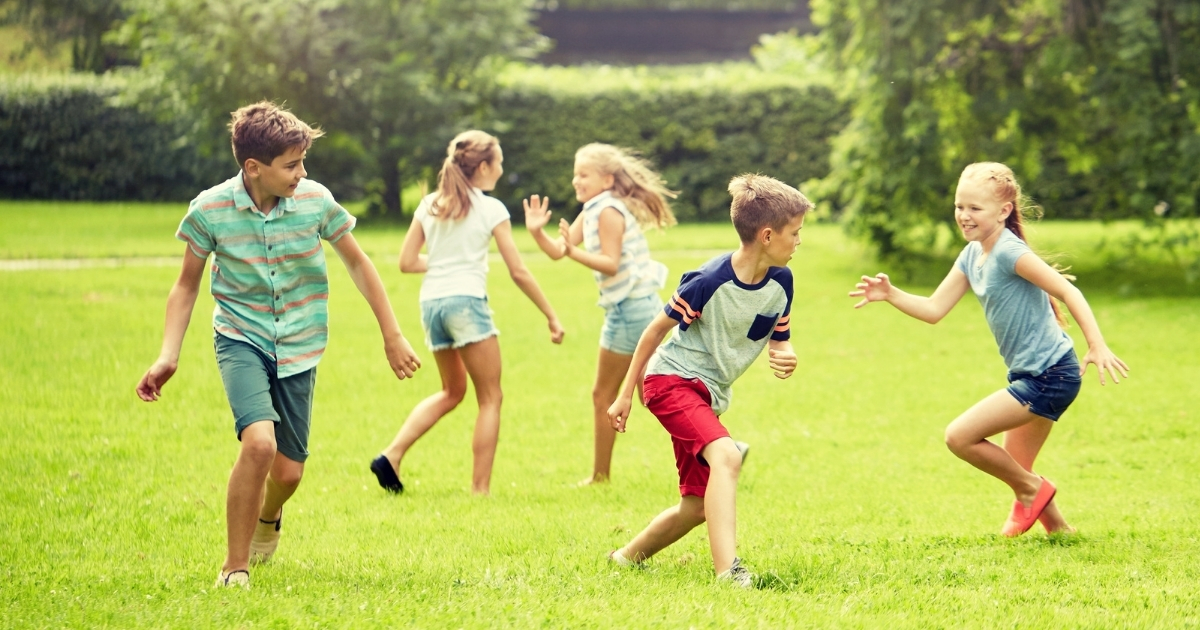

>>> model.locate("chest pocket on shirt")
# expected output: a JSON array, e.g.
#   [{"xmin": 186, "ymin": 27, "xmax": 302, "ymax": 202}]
[{"xmin": 746, "ymin": 313, "xmax": 779, "ymax": 342}]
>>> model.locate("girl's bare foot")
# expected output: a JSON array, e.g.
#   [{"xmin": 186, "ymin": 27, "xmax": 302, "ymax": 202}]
[{"xmin": 577, "ymin": 474, "xmax": 609, "ymax": 487}]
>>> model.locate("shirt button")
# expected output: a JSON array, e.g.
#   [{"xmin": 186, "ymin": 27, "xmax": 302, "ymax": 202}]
[
  {"xmin": 271, "ymin": 271, "xmax": 275, "ymax": 276},
  {"xmin": 275, "ymin": 317, "xmax": 280, "ymax": 322},
  {"xmin": 268, "ymin": 245, "xmax": 273, "ymax": 251}
]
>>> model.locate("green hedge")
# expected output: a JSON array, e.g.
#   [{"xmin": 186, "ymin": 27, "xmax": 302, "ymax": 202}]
[
  {"xmin": 0, "ymin": 66, "xmax": 846, "ymax": 219},
  {"xmin": 0, "ymin": 73, "xmax": 226, "ymax": 201},
  {"xmin": 487, "ymin": 64, "xmax": 846, "ymax": 222}
]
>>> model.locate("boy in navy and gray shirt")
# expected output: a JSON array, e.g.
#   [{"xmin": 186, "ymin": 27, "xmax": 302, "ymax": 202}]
[{"xmin": 606, "ymin": 174, "xmax": 812, "ymax": 587}]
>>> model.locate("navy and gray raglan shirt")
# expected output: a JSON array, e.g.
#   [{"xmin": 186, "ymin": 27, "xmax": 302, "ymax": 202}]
[{"xmin": 645, "ymin": 253, "xmax": 793, "ymax": 415}]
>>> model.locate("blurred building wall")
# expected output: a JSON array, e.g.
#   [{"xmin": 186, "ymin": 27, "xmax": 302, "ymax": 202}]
[{"xmin": 535, "ymin": 8, "xmax": 813, "ymax": 64}]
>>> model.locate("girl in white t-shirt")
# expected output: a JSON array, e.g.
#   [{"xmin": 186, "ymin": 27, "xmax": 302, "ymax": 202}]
[
  {"xmin": 371, "ymin": 130, "xmax": 564, "ymax": 496},
  {"xmin": 523, "ymin": 143, "xmax": 676, "ymax": 485}
]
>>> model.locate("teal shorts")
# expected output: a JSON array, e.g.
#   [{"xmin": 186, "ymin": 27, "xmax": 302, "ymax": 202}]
[{"xmin": 214, "ymin": 334, "xmax": 316, "ymax": 463}]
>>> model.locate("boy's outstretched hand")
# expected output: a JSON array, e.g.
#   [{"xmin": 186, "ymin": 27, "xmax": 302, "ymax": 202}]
[
  {"xmin": 849, "ymin": 273, "xmax": 893, "ymax": 308},
  {"xmin": 608, "ymin": 396, "xmax": 632, "ymax": 433},
  {"xmin": 136, "ymin": 359, "xmax": 178, "ymax": 402},
  {"xmin": 523, "ymin": 195, "xmax": 552, "ymax": 232},
  {"xmin": 768, "ymin": 348, "xmax": 796, "ymax": 379},
  {"xmin": 385, "ymin": 335, "xmax": 421, "ymax": 380}
]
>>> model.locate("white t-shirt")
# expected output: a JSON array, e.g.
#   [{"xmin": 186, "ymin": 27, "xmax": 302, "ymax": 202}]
[{"xmin": 415, "ymin": 188, "xmax": 511, "ymax": 302}]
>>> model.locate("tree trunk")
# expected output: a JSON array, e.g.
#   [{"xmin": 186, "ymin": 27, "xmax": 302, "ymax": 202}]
[{"xmin": 380, "ymin": 149, "xmax": 403, "ymax": 219}]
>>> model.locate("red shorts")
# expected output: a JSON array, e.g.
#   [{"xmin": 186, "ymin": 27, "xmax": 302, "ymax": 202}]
[{"xmin": 642, "ymin": 374, "xmax": 730, "ymax": 497}]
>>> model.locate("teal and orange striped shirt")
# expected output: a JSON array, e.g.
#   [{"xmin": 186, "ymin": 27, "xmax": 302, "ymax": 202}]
[{"xmin": 176, "ymin": 172, "xmax": 356, "ymax": 377}]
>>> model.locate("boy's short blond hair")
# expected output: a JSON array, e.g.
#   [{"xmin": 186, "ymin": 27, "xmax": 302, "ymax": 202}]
[
  {"xmin": 728, "ymin": 174, "xmax": 813, "ymax": 243},
  {"xmin": 228, "ymin": 101, "xmax": 323, "ymax": 169}
]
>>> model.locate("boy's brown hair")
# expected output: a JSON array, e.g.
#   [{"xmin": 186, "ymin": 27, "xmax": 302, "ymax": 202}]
[
  {"xmin": 728, "ymin": 174, "xmax": 813, "ymax": 243},
  {"xmin": 228, "ymin": 101, "xmax": 324, "ymax": 169}
]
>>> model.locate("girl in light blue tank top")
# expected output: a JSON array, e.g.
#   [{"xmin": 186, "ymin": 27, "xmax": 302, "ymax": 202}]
[
  {"xmin": 849, "ymin": 162, "xmax": 1129, "ymax": 539},
  {"xmin": 524, "ymin": 143, "xmax": 677, "ymax": 485}
]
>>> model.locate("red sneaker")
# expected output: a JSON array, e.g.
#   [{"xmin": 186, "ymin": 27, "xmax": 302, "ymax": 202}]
[{"xmin": 1001, "ymin": 477, "xmax": 1057, "ymax": 537}]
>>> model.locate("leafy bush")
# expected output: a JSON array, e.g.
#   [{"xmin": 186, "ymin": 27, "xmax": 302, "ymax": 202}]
[
  {"xmin": 486, "ymin": 63, "xmax": 846, "ymax": 222},
  {"xmin": 0, "ymin": 72, "xmax": 225, "ymax": 201}
]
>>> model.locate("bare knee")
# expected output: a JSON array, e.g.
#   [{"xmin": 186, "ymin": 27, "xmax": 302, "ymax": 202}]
[
  {"xmin": 681, "ymin": 498, "xmax": 707, "ymax": 525},
  {"xmin": 271, "ymin": 461, "xmax": 304, "ymax": 489},
  {"xmin": 240, "ymin": 429, "xmax": 277, "ymax": 465},
  {"xmin": 705, "ymin": 440, "xmax": 743, "ymax": 477},
  {"xmin": 444, "ymin": 381, "xmax": 468, "ymax": 408},
  {"xmin": 944, "ymin": 426, "xmax": 975, "ymax": 456},
  {"xmin": 476, "ymin": 385, "xmax": 502, "ymax": 409}
]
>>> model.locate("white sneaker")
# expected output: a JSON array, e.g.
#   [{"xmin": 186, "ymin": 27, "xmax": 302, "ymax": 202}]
[
  {"xmin": 734, "ymin": 441, "xmax": 750, "ymax": 463},
  {"xmin": 716, "ymin": 557, "xmax": 754, "ymax": 588},
  {"xmin": 249, "ymin": 510, "xmax": 282, "ymax": 566},
  {"xmin": 214, "ymin": 569, "xmax": 250, "ymax": 589},
  {"xmin": 608, "ymin": 549, "xmax": 636, "ymax": 567}
]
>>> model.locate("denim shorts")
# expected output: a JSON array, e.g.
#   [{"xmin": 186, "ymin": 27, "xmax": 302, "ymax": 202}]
[
  {"xmin": 600, "ymin": 293, "xmax": 663, "ymax": 355},
  {"xmin": 420, "ymin": 295, "xmax": 499, "ymax": 352},
  {"xmin": 214, "ymin": 334, "xmax": 316, "ymax": 463},
  {"xmin": 1005, "ymin": 351, "xmax": 1083, "ymax": 421}
]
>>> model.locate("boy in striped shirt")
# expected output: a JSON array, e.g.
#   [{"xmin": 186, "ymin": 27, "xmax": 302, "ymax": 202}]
[
  {"xmin": 136, "ymin": 102, "xmax": 421, "ymax": 588},
  {"xmin": 606, "ymin": 174, "xmax": 811, "ymax": 587}
]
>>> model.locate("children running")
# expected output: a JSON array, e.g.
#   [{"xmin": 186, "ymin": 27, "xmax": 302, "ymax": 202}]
[
  {"xmin": 371, "ymin": 130, "xmax": 564, "ymax": 497},
  {"xmin": 135, "ymin": 102, "xmax": 422, "ymax": 589},
  {"xmin": 849, "ymin": 162, "xmax": 1129, "ymax": 537},
  {"xmin": 606, "ymin": 174, "xmax": 810, "ymax": 587},
  {"xmin": 523, "ymin": 143, "xmax": 676, "ymax": 485}
]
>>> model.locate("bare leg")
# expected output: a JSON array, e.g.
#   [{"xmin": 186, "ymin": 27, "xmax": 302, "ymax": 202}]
[
  {"xmin": 380, "ymin": 349, "xmax": 468, "ymax": 476},
  {"xmin": 701, "ymin": 438, "xmax": 742, "ymax": 574},
  {"xmin": 223, "ymin": 420, "xmax": 276, "ymax": 573},
  {"xmin": 618, "ymin": 495, "xmax": 707, "ymax": 562},
  {"xmin": 458, "ymin": 337, "xmax": 503, "ymax": 495},
  {"xmin": 259, "ymin": 453, "xmax": 304, "ymax": 522},
  {"xmin": 1005, "ymin": 420, "xmax": 1073, "ymax": 533},
  {"xmin": 944, "ymin": 389, "xmax": 1047, "ymax": 506},
  {"xmin": 584, "ymin": 349, "xmax": 634, "ymax": 484}
]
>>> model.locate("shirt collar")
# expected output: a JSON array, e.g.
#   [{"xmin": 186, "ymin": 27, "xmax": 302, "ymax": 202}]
[
  {"xmin": 582, "ymin": 190, "xmax": 614, "ymax": 212},
  {"xmin": 232, "ymin": 171, "xmax": 298, "ymax": 215}
]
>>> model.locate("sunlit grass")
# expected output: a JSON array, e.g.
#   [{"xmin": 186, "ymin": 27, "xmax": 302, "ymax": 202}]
[{"xmin": 1, "ymin": 204, "xmax": 1197, "ymax": 627}]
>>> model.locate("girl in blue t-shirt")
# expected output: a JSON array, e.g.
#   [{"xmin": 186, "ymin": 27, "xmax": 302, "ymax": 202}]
[
  {"xmin": 523, "ymin": 143, "xmax": 676, "ymax": 485},
  {"xmin": 849, "ymin": 162, "xmax": 1128, "ymax": 537}
]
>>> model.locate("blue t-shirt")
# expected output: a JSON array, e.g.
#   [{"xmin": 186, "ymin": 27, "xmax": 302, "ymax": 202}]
[
  {"xmin": 646, "ymin": 253, "xmax": 793, "ymax": 415},
  {"xmin": 954, "ymin": 229, "xmax": 1074, "ymax": 375}
]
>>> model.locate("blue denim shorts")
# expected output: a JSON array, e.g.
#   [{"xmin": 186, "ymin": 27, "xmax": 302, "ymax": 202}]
[
  {"xmin": 1006, "ymin": 351, "xmax": 1083, "ymax": 421},
  {"xmin": 600, "ymin": 293, "xmax": 663, "ymax": 355},
  {"xmin": 214, "ymin": 334, "xmax": 316, "ymax": 463},
  {"xmin": 420, "ymin": 295, "xmax": 499, "ymax": 352}
]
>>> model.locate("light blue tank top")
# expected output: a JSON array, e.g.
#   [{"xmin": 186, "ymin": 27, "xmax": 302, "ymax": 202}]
[
  {"xmin": 581, "ymin": 191, "xmax": 667, "ymax": 308},
  {"xmin": 954, "ymin": 228, "xmax": 1074, "ymax": 375}
]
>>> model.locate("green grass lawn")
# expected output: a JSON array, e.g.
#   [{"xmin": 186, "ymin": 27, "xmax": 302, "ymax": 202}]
[{"xmin": 1, "ymin": 202, "xmax": 1198, "ymax": 627}]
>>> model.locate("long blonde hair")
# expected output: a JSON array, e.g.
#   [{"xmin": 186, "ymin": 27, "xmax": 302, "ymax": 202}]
[
  {"xmin": 575, "ymin": 143, "xmax": 677, "ymax": 230},
  {"xmin": 961, "ymin": 162, "xmax": 1073, "ymax": 328},
  {"xmin": 431, "ymin": 130, "xmax": 499, "ymax": 221}
]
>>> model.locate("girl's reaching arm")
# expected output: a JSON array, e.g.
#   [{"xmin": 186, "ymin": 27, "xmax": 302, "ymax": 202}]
[
  {"xmin": 561, "ymin": 206, "xmax": 622, "ymax": 277},
  {"xmin": 398, "ymin": 217, "xmax": 428, "ymax": 273},
  {"xmin": 1015, "ymin": 253, "xmax": 1129, "ymax": 384},
  {"xmin": 493, "ymin": 220, "xmax": 565, "ymax": 344},
  {"xmin": 850, "ymin": 268, "xmax": 970, "ymax": 324},
  {"xmin": 523, "ymin": 195, "xmax": 569, "ymax": 260}
]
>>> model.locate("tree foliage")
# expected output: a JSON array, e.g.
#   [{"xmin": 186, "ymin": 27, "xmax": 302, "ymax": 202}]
[
  {"xmin": 119, "ymin": 0, "xmax": 545, "ymax": 218},
  {"xmin": 0, "ymin": 0, "xmax": 130, "ymax": 72},
  {"xmin": 806, "ymin": 0, "xmax": 1200, "ymax": 262}
]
